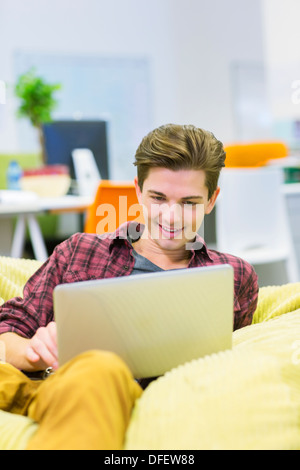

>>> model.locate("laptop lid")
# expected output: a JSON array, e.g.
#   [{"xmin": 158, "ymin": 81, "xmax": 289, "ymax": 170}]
[{"xmin": 53, "ymin": 264, "xmax": 234, "ymax": 379}]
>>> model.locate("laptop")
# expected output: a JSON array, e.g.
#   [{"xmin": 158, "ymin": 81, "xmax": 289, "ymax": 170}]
[{"xmin": 53, "ymin": 264, "xmax": 234, "ymax": 379}]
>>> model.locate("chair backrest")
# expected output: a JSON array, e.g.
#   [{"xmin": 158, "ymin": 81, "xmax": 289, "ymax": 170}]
[
  {"xmin": 224, "ymin": 142, "xmax": 288, "ymax": 168},
  {"xmin": 215, "ymin": 167, "xmax": 291, "ymax": 254},
  {"xmin": 84, "ymin": 180, "xmax": 144, "ymax": 235}
]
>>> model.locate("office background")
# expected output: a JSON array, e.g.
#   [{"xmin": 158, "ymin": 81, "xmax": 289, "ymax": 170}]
[{"xmin": 2, "ymin": 0, "xmax": 299, "ymax": 173}]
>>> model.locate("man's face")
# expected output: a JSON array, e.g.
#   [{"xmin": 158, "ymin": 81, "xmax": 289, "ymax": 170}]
[{"xmin": 135, "ymin": 167, "xmax": 219, "ymax": 251}]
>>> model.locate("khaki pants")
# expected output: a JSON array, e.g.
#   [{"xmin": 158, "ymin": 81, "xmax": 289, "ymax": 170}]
[{"xmin": 0, "ymin": 350, "xmax": 143, "ymax": 450}]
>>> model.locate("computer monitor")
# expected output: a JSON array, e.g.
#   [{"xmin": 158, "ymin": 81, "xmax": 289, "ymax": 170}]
[{"xmin": 42, "ymin": 120, "xmax": 110, "ymax": 180}]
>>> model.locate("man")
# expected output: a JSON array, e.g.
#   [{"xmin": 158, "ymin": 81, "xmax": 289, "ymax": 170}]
[{"xmin": 0, "ymin": 124, "xmax": 259, "ymax": 449}]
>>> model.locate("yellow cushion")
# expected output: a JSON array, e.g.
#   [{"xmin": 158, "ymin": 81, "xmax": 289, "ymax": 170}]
[
  {"xmin": 252, "ymin": 282, "xmax": 300, "ymax": 324},
  {"xmin": 0, "ymin": 256, "xmax": 42, "ymax": 306},
  {"xmin": 1, "ymin": 259, "xmax": 300, "ymax": 450},
  {"xmin": 125, "ymin": 283, "xmax": 300, "ymax": 450},
  {"xmin": 0, "ymin": 410, "xmax": 38, "ymax": 450},
  {"xmin": 125, "ymin": 309, "xmax": 300, "ymax": 450},
  {"xmin": 0, "ymin": 257, "xmax": 42, "ymax": 449}
]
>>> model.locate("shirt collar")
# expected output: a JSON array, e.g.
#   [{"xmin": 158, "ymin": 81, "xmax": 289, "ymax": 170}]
[
  {"xmin": 110, "ymin": 222, "xmax": 213, "ymax": 261},
  {"xmin": 185, "ymin": 231, "xmax": 213, "ymax": 262}
]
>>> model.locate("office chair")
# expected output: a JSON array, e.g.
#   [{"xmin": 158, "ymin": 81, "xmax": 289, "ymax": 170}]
[
  {"xmin": 215, "ymin": 167, "xmax": 299, "ymax": 284},
  {"xmin": 224, "ymin": 141, "xmax": 288, "ymax": 168},
  {"xmin": 84, "ymin": 180, "xmax": 144, "ymax": 235}
]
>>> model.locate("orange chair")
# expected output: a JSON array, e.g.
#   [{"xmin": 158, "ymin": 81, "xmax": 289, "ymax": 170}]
[
  {"xmin": 224, "ymin": 142, "xmax": 288, "ymax": 168},
  {"xmin": 84, "ymin": 180, "xmax": 144, "ymax": 235}
]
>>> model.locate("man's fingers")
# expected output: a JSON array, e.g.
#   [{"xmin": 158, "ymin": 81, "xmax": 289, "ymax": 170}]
[
  {"xmin": 30, "ymin": 334, "xmax": 57, "ymax": 367},
  {"xmin": 36, "ymin": 324, "xmax": 58, "ymax": 360},
  {"xmin": 27, "ymin": 324, "xmax": 59, "ymax": 369},
  {"xmin": 47, "ymin": 322, "xmax": 57, "ymax": 345},
  {"xmin": 26, "ymin": 346, "xmax": 40, "ymax": 363}
]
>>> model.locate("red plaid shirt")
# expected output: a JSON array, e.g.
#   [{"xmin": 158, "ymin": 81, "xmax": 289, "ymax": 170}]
[{"xmin": 0, "ymin": 223, "xmax": 258, "ymax": 338}]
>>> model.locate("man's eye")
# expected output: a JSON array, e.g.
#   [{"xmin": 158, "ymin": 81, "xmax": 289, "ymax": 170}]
[
  {"xmin": 183, "ymin": 201, "xmax": 197, "ymax": 206},
  {"xmin": 152, "ymin": 196, "xmax": 165, "ymax": 202}
]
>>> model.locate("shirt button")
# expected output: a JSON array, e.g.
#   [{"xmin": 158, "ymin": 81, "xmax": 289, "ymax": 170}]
[{"xmin": 123, "ymin": 265, "xmax": 129, "ymax": 270}]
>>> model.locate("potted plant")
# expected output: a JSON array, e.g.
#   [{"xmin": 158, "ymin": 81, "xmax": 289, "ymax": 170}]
[{"xmin": 15, "ymin": 68, "xmax": 61, "ymax": 164}]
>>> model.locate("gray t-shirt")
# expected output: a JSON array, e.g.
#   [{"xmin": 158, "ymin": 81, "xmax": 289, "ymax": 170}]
[
  {"xmin": 130, "ymin": 244, "xmax": 164, "ymax": 388},
  {"xmin": 131, "ymin": 248, "xmax": 164, "ymax": 275}
]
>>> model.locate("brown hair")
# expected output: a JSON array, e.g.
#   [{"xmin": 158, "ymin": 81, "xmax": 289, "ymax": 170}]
[{"xmin": 134, "ymin": 124, "xmax": 226, "ymax": 199}]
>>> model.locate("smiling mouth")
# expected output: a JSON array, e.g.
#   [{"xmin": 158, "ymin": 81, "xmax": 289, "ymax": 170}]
[{"xmin": 159, "ymin": 224, "xmax": 184, "ymax": 237}]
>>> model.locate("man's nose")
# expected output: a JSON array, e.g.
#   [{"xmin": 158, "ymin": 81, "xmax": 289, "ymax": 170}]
[{"xmin": 160, "ymin": 203, "xmax": 182, "ymax": 226}]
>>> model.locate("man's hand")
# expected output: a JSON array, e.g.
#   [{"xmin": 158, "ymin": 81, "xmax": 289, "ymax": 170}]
[{"xmin": 26, "ymin": 322, "xmax": 59, "ymax": 371}]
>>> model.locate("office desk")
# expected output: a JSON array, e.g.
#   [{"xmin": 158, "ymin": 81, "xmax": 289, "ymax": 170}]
[
  {"xmin": 1, "ymin": 184, "xmax": 300, "ymax": 266},
  {"xmin": 0, "ymin": 195, "xmax": 93, "ymax": 262},
  {"xmin": 281, "ymin": 182, "xmax": 300, "ymax": 195}
]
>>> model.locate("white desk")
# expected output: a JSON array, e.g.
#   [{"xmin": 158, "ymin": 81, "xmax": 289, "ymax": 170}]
[
  {"xmin": 0, "ymin": 194, "xmax": 93, "ymax": 262},
  {"xmin": 1, "ymin": 184, "xmax": 300, "ymax": 266},
  {"xmin": 281, "ymin": 182, "xmax": 300, "ymax": 195}
]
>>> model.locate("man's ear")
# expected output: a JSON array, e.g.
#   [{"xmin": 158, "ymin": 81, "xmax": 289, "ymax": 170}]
[
  {"xmin": 205, "ymin": 186, "xmax": 220, "ymax": 215},
  {"xmin": 134, "ymin": 177, "xmax": 142, "ymax": 204}
]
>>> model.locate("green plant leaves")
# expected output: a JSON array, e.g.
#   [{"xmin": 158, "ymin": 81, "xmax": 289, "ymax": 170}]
[{"xmin": 15, "ymin": 68, "xmax": 61, "ymax": 127}]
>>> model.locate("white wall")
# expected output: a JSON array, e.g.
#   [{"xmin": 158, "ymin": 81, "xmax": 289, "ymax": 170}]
[
  {"xmin": 169, "ymin": 0, "xmax": 265, "ymax": 141},
  {"xmin": 0, "ymin": 0, "xmax": 264, "ymax": 153},
  {"xmin": 262, "ymin": 0, "xmax": 300, "ymax": 118},
  {"xmin": 261, "ymin": 0, "xmax": 300, "ymax": 147},
  {"xmin": 262, "ymin": 0, "xmax": 300, "ymax": 65}
]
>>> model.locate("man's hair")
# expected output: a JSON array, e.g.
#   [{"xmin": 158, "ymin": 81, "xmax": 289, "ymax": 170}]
[{"xmin": 134, "ymin": 124, "xmax": 226, "ymax": 199}]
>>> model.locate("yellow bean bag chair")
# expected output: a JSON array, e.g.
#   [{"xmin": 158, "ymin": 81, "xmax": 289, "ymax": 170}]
[
  {"xmin": 0, "ymin": 256, "xmax": 42, "ymax": 306},
  {"xmin": 125, "ymin": 283, "xmax": 300, "ymax": 450},
  {"xmin": 1, "ymin": 256, "xmax": 300, "ymax": 450},
  {"xmin": 0, "ymin": 411, "xmax": 38, "ymax": 450},
  {"xmin": 0, "ymin": 256, "xmax": 42, "ymax": 449}
]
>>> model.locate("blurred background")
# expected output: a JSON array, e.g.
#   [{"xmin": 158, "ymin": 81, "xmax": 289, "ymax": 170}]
[{"xmin": 1, "ymin": 0, "xmax": 295, "ymax": 168}]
